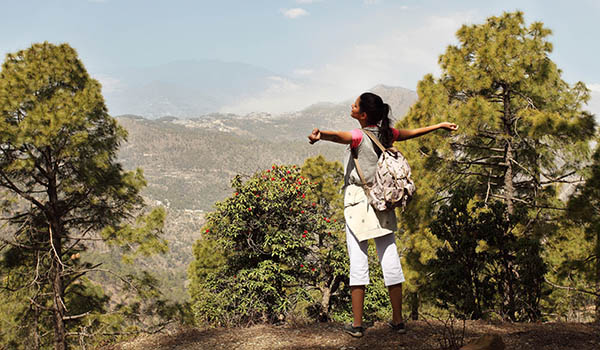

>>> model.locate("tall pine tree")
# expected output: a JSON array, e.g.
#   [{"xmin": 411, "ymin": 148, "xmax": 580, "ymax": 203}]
[
  {"xmin": 397, "ymin": 12, "xmax": 596, "ymax": 320},
  {"xmin": 0, "ymin": 42, "xmax": 167, "ymax": 350}
]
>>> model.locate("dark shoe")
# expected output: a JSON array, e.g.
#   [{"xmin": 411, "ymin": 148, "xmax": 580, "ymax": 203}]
[
  {"xmin": 343, "ymin": 323, "xmax": 365, "ymax": 338},
  {"xmin": 388, "ymin": 321, "xmax": 406, "ymax": 334}
]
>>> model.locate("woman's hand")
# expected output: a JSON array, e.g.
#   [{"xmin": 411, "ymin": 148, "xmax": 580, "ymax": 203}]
[
  {"xmin": 308, "ymin": 128, "xmax": 321, "ymax": 144},
  {"xmin": 438, "ymin": 122, "xmax": 459, "ymax": 131}
]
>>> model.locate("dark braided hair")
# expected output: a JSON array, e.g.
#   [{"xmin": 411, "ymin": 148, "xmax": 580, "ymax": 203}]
[{"xmin": 359, "ymin": 92, "xmax": 393, "ymax": 147}]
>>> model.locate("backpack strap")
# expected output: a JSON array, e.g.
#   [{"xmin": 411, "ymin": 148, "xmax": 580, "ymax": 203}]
[{"xmin": 361, "ymin": 129, "xmax": 387, "ymax": 152}]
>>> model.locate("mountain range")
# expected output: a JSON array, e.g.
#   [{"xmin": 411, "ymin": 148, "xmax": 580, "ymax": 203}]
[{"xmin": 116, "ymin": 84, "xmax": 417, "ymax": 211}]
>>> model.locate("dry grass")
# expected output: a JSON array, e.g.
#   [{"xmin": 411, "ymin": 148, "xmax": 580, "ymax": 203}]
[{"xmin": 101, "ymin": 320, "xmax": 600, "ymax": 350}]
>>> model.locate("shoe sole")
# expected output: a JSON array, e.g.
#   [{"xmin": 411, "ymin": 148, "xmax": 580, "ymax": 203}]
[{"xmin": 344, "ymin": 330, "xmax": 364, "ymax": 338}]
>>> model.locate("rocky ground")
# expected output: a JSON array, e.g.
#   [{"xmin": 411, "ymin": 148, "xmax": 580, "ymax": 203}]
[{"xmin": 103, "ymin": 320, "xmax": 599, "ymax": 350}]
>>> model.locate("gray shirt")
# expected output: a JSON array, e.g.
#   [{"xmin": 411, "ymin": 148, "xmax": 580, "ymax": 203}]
[{"xmin": 343, "ymin": 126, "xmax": 381, "ymax": 188}]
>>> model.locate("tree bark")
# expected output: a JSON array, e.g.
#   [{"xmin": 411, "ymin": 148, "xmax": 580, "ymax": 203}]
[
  {"xmin": 48, "ymin": 155, "xmax": 67, "ymax": 350},
  {"xmin": 502, "ymin": 87, "xmax": 515, "ymax": 217},
  {"xmin": 410, "ymin": 292, "xmax": 419, "ymax": 320},
  {"xmin": 51, "ymin": 225, "xmax": 67, "ymax": 350},
  {"xmin": 319, "ymin": 276, "xmax": 340, "ymax": 321}
]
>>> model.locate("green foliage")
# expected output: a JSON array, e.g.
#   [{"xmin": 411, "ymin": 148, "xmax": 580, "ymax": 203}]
[
  {"xmin": 189, "ymin": 163, "xmax": 348, "ymax": 326},
  {"xmin": 425, "ymin": 187, "xmax": 547, "ymax": 321},
  {"xmin": 0, "ymin": 42, "xmax": 175, "ymax": 349},
  {"xmin": 301, "ymin": 155, "xmax": 344, "ymax": 222},
  {"xmin": 564, "ymin": 140, "xmax": 600, "ymax": 320},
  {"xmin": 397, "ymin": 11, "xmax": 596, "ymax": 320},
  {"xmin": 542, "ymin": 222, "xmax": 596, "ymax": 321}
]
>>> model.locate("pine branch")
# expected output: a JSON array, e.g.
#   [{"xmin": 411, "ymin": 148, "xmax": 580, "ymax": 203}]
[
  {"xmin": 450, "ymin": 142, "xmax": 505, "ymax": 153},
  {"xmin": 0, "ymin": 169, "xmax": 46, "ymax": 211},
  {"xmin": 544, "ymin": 277, "xmax": 600, "ymax": 297}
]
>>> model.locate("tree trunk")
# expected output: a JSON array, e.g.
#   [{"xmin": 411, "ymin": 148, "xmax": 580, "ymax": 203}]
[
  {"xmin": 319, "ymin": 287, "xmax": 331, "ymax": 322},
  {"xmin": 319, "ymin": 276, "xmax": 340, "ymax": 322},
  {"xmin": 409, "ymin": 292, "xmax": 419, "ymax": 320},
  {"xmin": 32, "ymin": 304, "xmax": 41, "ymax": 350},
  {"xmin": 503, "ymin": 142, "xmax": 515, "ymax": 216},
  {"xmin": 502, "ymin": 87, "xmax": 515, "ymax": 217},
  {"xmin": 50, "ymin": 224, "xmax": 67, "ymax": 350}
]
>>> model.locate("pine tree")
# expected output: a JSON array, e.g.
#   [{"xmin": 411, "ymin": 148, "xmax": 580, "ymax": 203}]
[
  {"xmin": 0, "ymin": 42, "xmax": 166, "ymax": 350},
  {"xmin": 397, "ymin": 12, "xmax": 596, "ymax": 320},
  {"xmin": 567, "ymin": 141, "xmax": 600, "ymax": 321}
]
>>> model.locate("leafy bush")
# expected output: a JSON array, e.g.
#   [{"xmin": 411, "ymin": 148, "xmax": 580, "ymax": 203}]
[{"xmin": 189, "ymin": 164, "xmax": 347, "ymax": 326}]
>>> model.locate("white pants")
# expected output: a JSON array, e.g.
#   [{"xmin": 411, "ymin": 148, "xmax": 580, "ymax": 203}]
[{"xmin": 346, "ymin": 224, "xmax": 405, "ymax": 286}]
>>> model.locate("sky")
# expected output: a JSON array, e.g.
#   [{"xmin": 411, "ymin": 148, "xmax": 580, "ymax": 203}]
[{"xmin": 1, "ymin": 0, "xmax": 599, "ymax": 115}]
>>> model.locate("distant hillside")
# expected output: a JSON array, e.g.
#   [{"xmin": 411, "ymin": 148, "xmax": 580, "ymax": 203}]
[{"xmin": 117, "ymin": 85, "xmax": 417, "ymax": 211}]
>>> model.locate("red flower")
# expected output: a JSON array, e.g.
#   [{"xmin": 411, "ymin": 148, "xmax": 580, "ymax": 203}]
[
  {"xmin": 267, "ymin": 169, "xmax": 271, "ymax": 173},
  {"xmin": 271, "ymin": 177, "xmax": 275, "ymax": 181},
  {"xmin": 302, "ymin": 194, "xmax": 305, "ymax": 198},
  {"xmin": 301, "ymin": 210, "xmax": 305, "ymax": 214},
  {"xmin": 302, "ymin": 234, "xmax": 306, "ymax": 238},
  {"xmin": 311, "ymin": 267, "xmax": 316, "ymax": 272},
  {"xmin": 235, "ymin": 192, "xmax": 239, "ymax": 196},
  {"xmin": 312, "ymin": 203, "xmax": 316, "ymax": 207},
  {"xmin": 272, "ymin": 165, "xmax": 276, "ymax": 169},
  {"xmin": 286, "ymin": 170, "xmax": 291, "ymax": 174},
  {"xmin": 300, "ymin": 264, "xmax": 304, "ymax": 268},
  {"xmin": 205, "ymin": 229, "xmax": 210, "ymax": 233},
  {"xmin": 248, "ymin": 207, "xmax": 252, "ymax": 211},
  {"xmin": 304, "ymin": 230, "xmax": 308, "ymax": 234},
  {"xmin": 281, "ymin": 178, "xmax": 285, "ymax": 181}
]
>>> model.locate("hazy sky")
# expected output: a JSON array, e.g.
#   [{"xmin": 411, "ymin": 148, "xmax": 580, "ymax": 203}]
[{"xmin": 1, "ymin": 0, "xmax": 599, "ymax": 114}]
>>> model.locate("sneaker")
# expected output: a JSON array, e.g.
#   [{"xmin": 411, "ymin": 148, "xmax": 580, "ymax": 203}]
[
  {"xmin": 387, "ymin": 321, "xmax": 406, "ymax": 334},
  {"xmin": 343, "ymin": 323, "xmax": 365, "ymax": 338}
]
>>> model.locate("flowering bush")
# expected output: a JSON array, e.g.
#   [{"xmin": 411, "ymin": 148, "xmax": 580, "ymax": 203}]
[{"xmin": 189, "ymin": 164, "xmax": 347, "ymax": 326}]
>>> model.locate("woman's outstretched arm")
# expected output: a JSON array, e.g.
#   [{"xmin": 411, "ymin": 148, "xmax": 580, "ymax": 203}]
[
  {"xmin": 396, "ymin": 122, "xmax": 458, "ymax": 141},
  {"xmin": 308, "ymin": 128, "xmax": 353, "ymax": 145}
]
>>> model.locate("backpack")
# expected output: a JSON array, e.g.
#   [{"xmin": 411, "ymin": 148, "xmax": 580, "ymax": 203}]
[{"xmin": 352, "ymin": 129, "xmax": 416, "ymax": 211}]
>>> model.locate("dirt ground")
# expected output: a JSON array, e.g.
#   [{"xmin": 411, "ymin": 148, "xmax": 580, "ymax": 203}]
[{"xmin": 105, "ymin": 320, "xmax": 600, "ymax": 350}]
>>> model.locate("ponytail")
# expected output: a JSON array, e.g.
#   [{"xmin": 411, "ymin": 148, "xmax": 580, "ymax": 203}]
[
  {"xmin": 359, "ymin": 92, "xmax": 394, "ymax": 147},
  {"xmin": 379, "ymin": 103, "xmax": 393, "ymax": 147}
]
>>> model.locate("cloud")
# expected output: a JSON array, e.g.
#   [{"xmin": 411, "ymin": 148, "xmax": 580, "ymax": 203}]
[
  {"xmin": 282, "ymin": 8, "xmax": 309, "ymax": 19},
  {"xmin": 364, "ymin": 0, "xmax": 380, "ymax": 5},
  {"xmin": 222, "ymin": 12, "xmax": 475, "ymax": 114},
  {"xmin": 296, "ymin": 0, "xmax": 321, "ymax": 3},
  {"xmin": 586, "ymin": 83, "xmax": 600, "ymax": 120},
  {"xmin": 306, "ymin": 12, "xmax": 475, "ymax": 94},
  {"xmin": 293, "ymin": 68, "xmax": 314, "ymax": 76},
  {"xmin": 588, "ymin": 83, "xmax": 600, "ymax": 92},
  {"xmin": 95, "ymin": 74, "xmax": 122, "ymax": 94}
]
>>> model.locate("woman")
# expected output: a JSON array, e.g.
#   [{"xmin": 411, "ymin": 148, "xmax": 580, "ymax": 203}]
[{"xmin": 308, "ymin": 92, "xmax": 458, "ymax": 337}]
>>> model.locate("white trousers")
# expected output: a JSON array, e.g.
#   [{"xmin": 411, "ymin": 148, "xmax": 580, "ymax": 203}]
[{"xmin": 346, "ymin": 224, "xmax": 405, "ymax": 286}]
